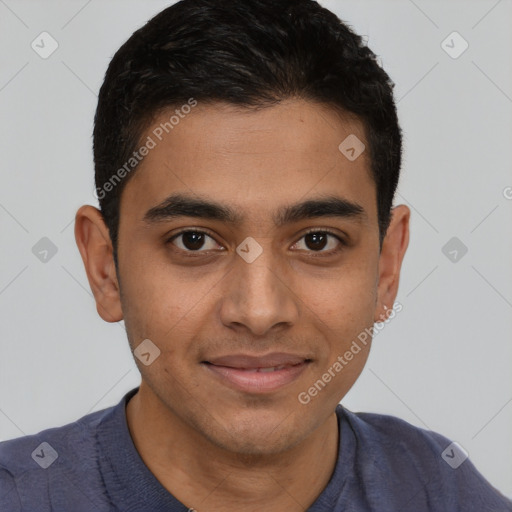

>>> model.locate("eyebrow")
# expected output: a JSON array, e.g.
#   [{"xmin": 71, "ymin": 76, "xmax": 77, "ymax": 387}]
[{"xmin": 143, "ymin": 193, "xmax": 367, "ymax": 227}]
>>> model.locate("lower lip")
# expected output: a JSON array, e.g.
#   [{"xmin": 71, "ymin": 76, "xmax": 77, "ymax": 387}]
[{"xmin": 204, "ymin": 362, "xmax": 309, "ymax": 393}]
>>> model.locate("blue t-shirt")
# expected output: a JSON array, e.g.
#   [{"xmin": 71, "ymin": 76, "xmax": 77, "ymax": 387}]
[{"xmin": 0, "ymin": 387, "xmax": 510, "ymax": 511}]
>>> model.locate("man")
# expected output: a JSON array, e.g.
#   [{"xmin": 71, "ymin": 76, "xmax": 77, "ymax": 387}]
[{"xmin": 1, "ymin": 0, "xmax": 510, "ymax": 510}]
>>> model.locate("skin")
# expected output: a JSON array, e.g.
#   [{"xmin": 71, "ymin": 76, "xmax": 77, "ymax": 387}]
[{"xmin": 75, "ymin": 99, "xmax": 410, "ymax": 511}]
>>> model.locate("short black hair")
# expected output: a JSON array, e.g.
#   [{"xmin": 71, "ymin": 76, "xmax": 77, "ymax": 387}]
[{"xmin": 93, "ymin": 0, "xmax": 402, "ymax": 266}]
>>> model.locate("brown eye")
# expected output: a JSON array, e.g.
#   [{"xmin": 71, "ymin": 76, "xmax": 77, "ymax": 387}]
[
  {"xmin": 168, "ymin": 230, "xmax": 221, "ymax": 252},
  {"xmin": 304, "ymin": 232, "xmax": 328, "ymax": 251},
  {"xmin": 292, "ymin": 231, "xmax": 345, "ymax": 254}
]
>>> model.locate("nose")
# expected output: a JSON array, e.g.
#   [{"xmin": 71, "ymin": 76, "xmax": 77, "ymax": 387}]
[{"xmin": 219, "ymin": 247, "xmax": 300, "ymax": 337}]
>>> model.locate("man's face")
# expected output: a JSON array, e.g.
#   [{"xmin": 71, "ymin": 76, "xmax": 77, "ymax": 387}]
[{"xmin": 115, "ymin": 100, "xmax": 382, "ymax": 455}]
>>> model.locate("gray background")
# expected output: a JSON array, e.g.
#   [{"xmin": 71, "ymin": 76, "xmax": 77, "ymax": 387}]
[{"xmin": 1, "ymin": 0, "xmax": 511, "ymax": 498}]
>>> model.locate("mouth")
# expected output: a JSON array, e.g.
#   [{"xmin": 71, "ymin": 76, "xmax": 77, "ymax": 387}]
[{"xmin": 202, "ymin": 353, "xmax": 312, "ymax": 393}]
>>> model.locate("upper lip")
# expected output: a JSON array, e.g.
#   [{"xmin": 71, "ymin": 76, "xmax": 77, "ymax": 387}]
[{"xmin": 204, "ymin": 352, "xmax": 311, "ymax": 369}]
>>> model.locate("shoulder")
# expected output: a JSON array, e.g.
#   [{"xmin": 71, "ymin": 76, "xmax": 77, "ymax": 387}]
[
  {"xmin": 341, "ymin": 407, "xmax": 454, "ymax": 459},
  {"xmin": 0, "ymin": 406, "xmax": 108, "ymax": 474},
  {"xmin": 0, "ymin": 466, "xmax": 20, "ymax": 511},
  {"xmin": 338, "ymin": 407, "xmax": 461, "ymax": 488},
  {"xmin": 335, "ymin": 406, "xmax": 512, "ymax": 510},
  {"xmin": 0, "ymin": 406, "xmax": 114, "ymax": 511}
]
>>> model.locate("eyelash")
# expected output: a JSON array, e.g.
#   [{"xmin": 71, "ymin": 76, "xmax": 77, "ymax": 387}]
[{"xmin": 166, "ymin": 228, "xmax": 347, "ymax": 257}]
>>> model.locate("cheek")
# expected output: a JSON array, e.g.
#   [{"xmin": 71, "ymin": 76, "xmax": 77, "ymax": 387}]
[
  {"xmin": 117, "ymin": 249, "xmax": 178, "ymax": 341},
  {"xmin": 118, "ymin": 249, "xmax": 219, "ymax": 349},
  {"xmin": 297, "ymin": 259, "xmax": 378, "ymax": 330}
]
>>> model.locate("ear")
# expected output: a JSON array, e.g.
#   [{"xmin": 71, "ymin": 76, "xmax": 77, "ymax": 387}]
[
  {"xmin": 74, "ymin": 205, "xmax": 123, "ymax": 323},
  {"xmin": 374, "ymin": 205, "xmax": 410, "ymax": 322}
]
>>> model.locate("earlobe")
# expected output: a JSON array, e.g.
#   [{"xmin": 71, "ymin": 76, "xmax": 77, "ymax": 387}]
[
  {"xmin": 374, "ymin": 205, "xmax": 410, "ymax": 323},
  {"xmin": 74, "ymin": 205, "xmax": 123, "ymax": 323}
]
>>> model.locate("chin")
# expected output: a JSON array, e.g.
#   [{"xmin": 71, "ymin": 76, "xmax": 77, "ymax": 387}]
[
  {"xmin": 215, "ymin": 431, "xmax": 299, "ymax": 457},
  {"xmin": 204, "ymin": 412, "xmax": 309, "ymax": 457}
]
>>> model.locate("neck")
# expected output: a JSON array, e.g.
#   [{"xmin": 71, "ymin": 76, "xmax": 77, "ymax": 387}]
[{"xmin": 126, "ymin": 383, "xmax": 339, "ymax": 512}]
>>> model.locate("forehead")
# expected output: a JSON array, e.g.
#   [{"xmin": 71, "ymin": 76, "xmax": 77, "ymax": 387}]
[{"xmin": 120, "ymin": 99, "xmax": 377, "ymax": 228}]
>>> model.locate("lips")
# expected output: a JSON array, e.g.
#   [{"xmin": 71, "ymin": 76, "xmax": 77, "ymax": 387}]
[
  {"xmin": 203, "ymin": 353, "xmax": 312, "ymax": 393},
  {"xmin": 235, "ymin": 364, "xmax": 293, "ymax": 373}
]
